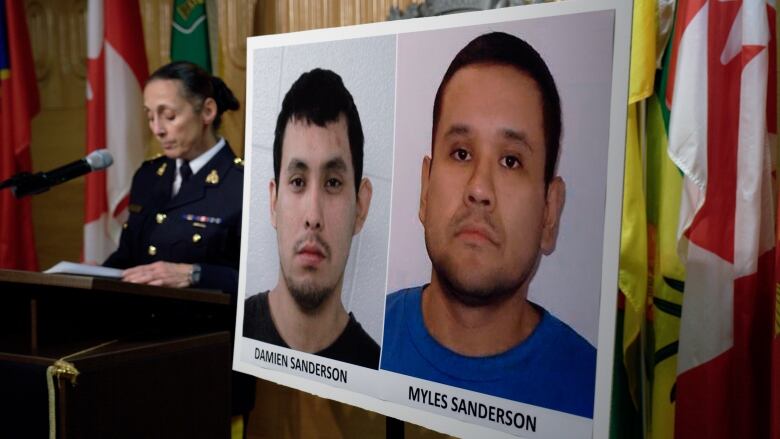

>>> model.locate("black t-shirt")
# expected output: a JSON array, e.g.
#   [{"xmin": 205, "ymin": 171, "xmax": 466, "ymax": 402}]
[{"xmin": 243, "ymin": 291, "xmax": 380, "ymax": 369}]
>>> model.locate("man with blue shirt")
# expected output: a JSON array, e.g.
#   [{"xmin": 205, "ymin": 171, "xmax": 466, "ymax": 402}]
[{"xmin": 380, "ymin": 32, "xmax": 596, "ymax": 418}]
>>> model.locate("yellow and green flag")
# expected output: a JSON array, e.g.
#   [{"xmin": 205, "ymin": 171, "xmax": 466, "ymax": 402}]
[
  {"xmin": 645, "ymin": 72, "xmax": 684, "ymax": 439},
  {"xmin": 619, "ymin": 0, "xmax": 656, "ymax": 413},
  {"xmin": 611, "ymin": 1, "xmax": 655, "ymax": 437},
  {"xmin": 171, "ymin": 0, "xmax": 211, "ymax": 72}
]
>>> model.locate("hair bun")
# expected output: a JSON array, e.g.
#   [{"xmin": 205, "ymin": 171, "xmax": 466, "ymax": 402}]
[{"xmin": 211, "ymin": 76, "xmax": 240, "ymax": 113}]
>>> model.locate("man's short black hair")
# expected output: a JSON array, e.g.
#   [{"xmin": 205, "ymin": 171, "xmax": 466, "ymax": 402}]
[
  {"xmin": 273, "ymin": 68, "xmax": 364, "ymax": 194},
  {"xmin": 432, "ymin": 32, "xmax": 562, "ymax": 184}
]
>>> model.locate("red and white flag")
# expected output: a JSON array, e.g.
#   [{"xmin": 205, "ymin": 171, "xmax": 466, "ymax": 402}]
[
  {"xmin": 0, "ymin": 0, "xmax": 39, "ymax": 270},
  {"xmin": 666, "ymin": 0, "xmax": 777, "ymax": 437},
  {"xmin": 84, "ymin": 0, "xmax": 148, "ymax": 263}
]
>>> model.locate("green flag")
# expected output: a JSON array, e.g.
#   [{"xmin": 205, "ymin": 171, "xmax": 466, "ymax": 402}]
[{"xmin": 171, "ymin": 0, "xmax": 211, "ymax": 72}]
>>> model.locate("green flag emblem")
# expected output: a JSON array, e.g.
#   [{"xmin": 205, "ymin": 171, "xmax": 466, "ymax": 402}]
[{"xmin": 171, "ymin": 0, "xmax": 211, "ymax": 72}]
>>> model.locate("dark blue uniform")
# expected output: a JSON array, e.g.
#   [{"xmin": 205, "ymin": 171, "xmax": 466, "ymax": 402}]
[
  {"xmin": 104, "ymin": 143, "xmax": 255, "ymax": 416},
  {"xmin": 104, "ymin": 143, "xmax": 244, "ymax": 294}
]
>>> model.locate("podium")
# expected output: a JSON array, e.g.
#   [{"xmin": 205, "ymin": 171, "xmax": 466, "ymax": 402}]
[{"xmin": 0, "ymin": 269, "xmax": 234, "ymax": 438}]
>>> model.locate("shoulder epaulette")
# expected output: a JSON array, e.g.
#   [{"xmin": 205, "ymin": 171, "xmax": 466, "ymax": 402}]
[{"xmin": 143, "ymin": 153, "xmax": 166, "ymax": 165}]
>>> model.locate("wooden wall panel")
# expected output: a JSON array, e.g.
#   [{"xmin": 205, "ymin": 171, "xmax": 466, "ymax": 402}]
[
  {"xmin": 62, "ymin": 0, "xmax": 87, "ymax": 81},
  {"xmin": 216, "ymin": 0, "xmax": 259, "ymax": 153},
  {"xmin": 139, "ymin": 0, "xmax": 172, "ymax": 157},
  {"xmin": 140, "ymin": 0, "xmax": 173, "ymax": 79},
  {"xmin": 27, "ymin": 0, "xmax": 88, "ymax": 269},
  {"xmin": 260, "ymin": 0, "xmax": 417, "ymax": 34},
  {"xmin": 247, "ymin": 380, "xmax": 452, "ymax": 439},
  {"xmin": 27, "ymin": 0, "xmax": 86, "ymax": 109},
  {"xmin": 29, "ymin": 110, "xmax": 85, "ymax": 269}
]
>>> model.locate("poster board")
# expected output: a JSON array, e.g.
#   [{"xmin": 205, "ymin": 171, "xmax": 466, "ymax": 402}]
[{"xmin": 234, "ymin": 1, "xmax": 631, "ymax": 437}]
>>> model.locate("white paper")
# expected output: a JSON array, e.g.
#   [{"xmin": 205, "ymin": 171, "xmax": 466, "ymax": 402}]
[{"xmin": 44, "ymin": 261, "xmax": 123, "ymax": 279}]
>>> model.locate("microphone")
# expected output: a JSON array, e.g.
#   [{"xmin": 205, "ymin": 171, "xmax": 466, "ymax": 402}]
[{"xmin": 2, "ymin": 149, "xmax": 114, "ymax": 198}]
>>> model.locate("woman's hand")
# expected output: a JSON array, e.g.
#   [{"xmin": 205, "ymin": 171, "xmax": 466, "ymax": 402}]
[{"xmin": 122, "ymin": 261, "xmax": 193, "ymax": 288}]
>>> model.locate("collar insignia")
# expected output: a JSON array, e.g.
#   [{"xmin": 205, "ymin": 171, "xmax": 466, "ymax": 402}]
[{"xmin": 205, "ymin": 169, "xmax": 219, "ymax": 184}]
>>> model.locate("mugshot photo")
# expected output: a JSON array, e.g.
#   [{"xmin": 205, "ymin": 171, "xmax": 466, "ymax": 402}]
[
  {"xmin": 239, "ymin": 35, "xmax": 395, "ymax": 369},
  {"xmin": 234, "ymin": 3, "xmax": 630, "ymax": 437},
  {"xmin": 382, "ymin": 11, "xmax": 616, "ymax": 419}
]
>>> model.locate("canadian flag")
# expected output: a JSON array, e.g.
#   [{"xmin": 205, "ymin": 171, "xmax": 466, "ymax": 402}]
[
  {"xmin": 0, "ymin": 0, "xmax": 39, "ymax": 270},
  {"xmin": 84, "ymin": 0, "xmax": 148, "ymax": 263},
  {"xmin": 666, "ymin": 0, "xmax": 777, "ymax": 437}
]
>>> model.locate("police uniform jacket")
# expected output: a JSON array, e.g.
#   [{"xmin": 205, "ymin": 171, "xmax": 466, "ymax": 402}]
[{"xmin": 104, "ymin": 143, "xmax": 244, "ymax": 294}]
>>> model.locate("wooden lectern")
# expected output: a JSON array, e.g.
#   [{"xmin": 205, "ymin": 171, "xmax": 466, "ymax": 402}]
[{"xmin": 0, "ymin": 269, "xmax": 235, "ymax": 438}]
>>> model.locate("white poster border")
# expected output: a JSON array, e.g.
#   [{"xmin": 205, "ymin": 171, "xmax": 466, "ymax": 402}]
[{"xmin": 235, "ymin": 1, "xmax": 632, "ymax": 437}]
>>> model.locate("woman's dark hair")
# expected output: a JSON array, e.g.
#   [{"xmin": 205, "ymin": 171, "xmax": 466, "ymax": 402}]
[{"xmin": 148, "ymin": 61, "xmax": 239, "ymax": 131}]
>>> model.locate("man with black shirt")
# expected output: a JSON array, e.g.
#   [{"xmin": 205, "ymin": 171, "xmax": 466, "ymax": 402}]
[{"xmin": 243, "ymin": 69, "xmax": 379, "ymax": 369}]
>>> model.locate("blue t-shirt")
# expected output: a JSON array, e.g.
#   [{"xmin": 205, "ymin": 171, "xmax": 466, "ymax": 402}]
[{"xmin": 380, "ymin": 286, "xmax": 596, "ymax": 418}]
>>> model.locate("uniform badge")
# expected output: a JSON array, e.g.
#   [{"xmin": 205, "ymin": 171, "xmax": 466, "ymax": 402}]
[
  {"xmin": 233, "ymin": 157, "xmax": 244, "ymax": 166},
  {"xmin": 205, "ymin": 169, "xmax": 219, "ymax": 184},
  {"xmin": 182, "ymin": 214, "xmax": 222, "ymax": 225},
  {"xmin": 156, "ymin": 162, "xmax": 167, "ymax": 176}
]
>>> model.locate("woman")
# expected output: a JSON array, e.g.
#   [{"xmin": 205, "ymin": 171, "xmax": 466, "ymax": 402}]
[
  {"xmin": 104, "ymin": 62, "xmax": 255, "ymax": 437},
  {"xmin": 104, "ymin": 61, "xmax": 243, "ymax": 294}
]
